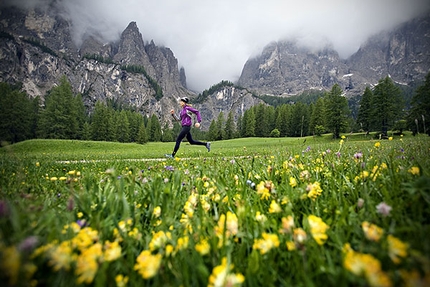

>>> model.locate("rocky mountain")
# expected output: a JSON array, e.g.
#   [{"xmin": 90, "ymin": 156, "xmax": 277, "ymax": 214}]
[
  {"xmin": 0, "ymin": 5, "xmax": 429, "ymax": 128},
  {"xmin": 238, "ymin": 12, "xmax": 430, "ymax": 97}
]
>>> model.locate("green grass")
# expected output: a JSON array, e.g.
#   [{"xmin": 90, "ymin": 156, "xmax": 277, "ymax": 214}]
[
  {"xmin": 0, "ymin": 132, "xmax": 413, "ymax": 161},
  {"xmin": 1, "ymin": 134, "xmax": 429, "ymax": 287}
]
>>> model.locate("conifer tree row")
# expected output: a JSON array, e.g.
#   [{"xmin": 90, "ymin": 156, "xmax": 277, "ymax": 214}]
[{"xmin": 1, "ymin": 73, "xmax": 429, "ymax": 144}]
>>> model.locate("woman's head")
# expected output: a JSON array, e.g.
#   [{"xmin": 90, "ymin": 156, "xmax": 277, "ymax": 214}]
[{"xmin": 180, "ymin": 97, "xmax": 189, "ymax": 107}]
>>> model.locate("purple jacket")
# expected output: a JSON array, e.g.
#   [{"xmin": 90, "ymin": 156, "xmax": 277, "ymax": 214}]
[{"xmin": 176, "ymin": 105, "xmax": 202, "ymax": 126}]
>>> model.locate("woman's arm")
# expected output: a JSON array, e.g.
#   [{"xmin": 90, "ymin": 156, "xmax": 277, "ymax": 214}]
[
  {"xmin": 186, "ymin": 106, "xmax": 202, "ymax": 123},
  {"xmin": 170, "ymin": 109, "xmax": 180, "ymax": 121}
]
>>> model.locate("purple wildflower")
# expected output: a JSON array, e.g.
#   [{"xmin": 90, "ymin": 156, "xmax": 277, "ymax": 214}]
[
  {"xmin": 376, "ymin": 202, "xmax": 392, "ymax": 217},
  {"xmin": 230, "ymin": 159, "xmax": 236, "ymax": 164},
  {"xmin": 354, "ymin": 152, "xmax": 363, "ymax": 159},
  {"xmin": 76, "ymin": 219, "xmax": 87, "ymax": 228},
  {"xmin": 165, "ymin": 165, "xmax": 174, "ymax": 171},
  {"xmin": 18, "ymin": 236, "xmax": 39, "ymax": 252},
  {"xmin": 336, "ymin": 152, "xmax": 341, "ymax": 158}
]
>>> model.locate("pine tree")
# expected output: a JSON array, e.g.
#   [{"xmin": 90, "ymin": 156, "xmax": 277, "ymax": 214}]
[
  {"xmin": 81, "ymin": 122, "xmax": 91, "ymax": 140},
  {"xmin": 254, "ymin": 104, "xmax": 268, "ymax": 137},
  {"xmin": 288, "ymin": 103, "xmax": 309, "ymax": 137},
  {"xmin": 309, "ymin": 97, "xmax": 325, "ymax": 135},
  {"xmin": 408, "ymin": 72, "xmax": 430, "ymax": 135},
  {"xmin": 37, "ymin": 76, "xmax": 79, "ymax": 139},
  {"xmin": 137, "ymin": 122, "xmax": 148, "ymax": 144},
  {"xmin": 161, "ymin": 123, "xmax": 174, "ymax": 142},
  {"xmin": 91, "ymin": 101, "xmax": 109, "ymax": 141},
  {"xmin": 0, "ymin": 83, "xmax": 36, "ymax": 143},
  {"xmin": 149, "ymin": 114, "xmax": 162, "ymax": 142},
  {"xmin": 242, "ymin": 108, "xmax": 255, "ymax": 137},
  {"xmin": 207, "ymin": 119, "xmax": 218, "ymax": 141},
  {"xmin": 275, "ymin": 105, "xmax": 290, "ymax": 137},
  {"xmin": 224, "ymin": 111, "xmax": 235, "ymax": 140},
  {"xmin": 356, "ymin": 87, "xmax": 374, "ymax": 133},
  {"xmin": 74, "ymin": 93, "xmax": 87, "ymax": 139},
  {"xmin": 216, "ymin": 112, "xmax": 225, "ymax": 140},
  {"xmin": 116, "ymin": 110, "xmax": 130, "ymax": 142},
  {"xmin": 371, "ymin": 76, "xmax": 403, "ymax": 136},
  {"xmin": 324, "ymin": 84, "xmax": 350, "ymax": 139}
]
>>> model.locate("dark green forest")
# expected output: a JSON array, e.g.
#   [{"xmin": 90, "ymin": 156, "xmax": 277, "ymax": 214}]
[{"xmin": 1, "ymin": 73, "xmax": 429, "ymax": 145}]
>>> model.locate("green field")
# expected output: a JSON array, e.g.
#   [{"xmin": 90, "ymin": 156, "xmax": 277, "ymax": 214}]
[{"xmin": 1, "ymin": 134, "xmax": 429, "ymax": 286}]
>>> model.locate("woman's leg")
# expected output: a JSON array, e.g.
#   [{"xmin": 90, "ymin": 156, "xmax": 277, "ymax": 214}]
[
  {"xmin": 186, "ymin": 131, "xmax": 206, "ymax": 146},
  {"xmin": 172, "ymin": 126, "xmax": 191, "ymax": 156},
  {"xmin": 186, "ymin": 132, "xmax": 210, "ymax": 152}
]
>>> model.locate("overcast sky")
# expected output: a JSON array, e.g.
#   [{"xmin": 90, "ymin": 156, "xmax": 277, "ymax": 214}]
[{"xmin": 6, "ymin": 0, "xmax": 430, "ymax": 92}]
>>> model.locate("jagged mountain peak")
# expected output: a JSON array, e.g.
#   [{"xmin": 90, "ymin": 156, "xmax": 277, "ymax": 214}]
[{"xmin": 239, "ymin": 13, "xmax": 430, "ymax": 97}]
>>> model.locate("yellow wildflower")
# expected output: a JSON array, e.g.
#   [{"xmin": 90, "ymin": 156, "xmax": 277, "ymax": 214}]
[
  {"xmin": 293, "ymin": 228, "xmax": 307, "ymax": 244},
  {"xmin": 165, "ymin": 244, "xmax": 174, "ymax": 257},
  {"xmin": 72, "ymin": 227, "xmax": 99, "ymax": 251},
  {"xmin": 343, "ymin": 244, "xmax": 392, "ymax": 287},
  {"xmin": 289, "ymin": 177, "xmax": 297, "ymax": 188},
  {"xmin": 362, "ymin": 221, "xmax": 384, "ymax": 242},
  {"xmin": 256, "ymin": 181, "xmax": 274, "ymax": 200},
  {"xmin": 408, "ymin": 166, "xmax": 420, "ymax": 175},
  {"xmin": 134, "ymin": 250, "xmax": 162, "ymax": 279},
  {"xmin": 387, "ymin": 235, "xmax": 408, "ymax": 264},
  {"xmin": 253, "ymin": 233, "xmax": 280, "ymax": 255},
  {"xmin": 374, "ymin": 142, "xmax": 381, "ymax": 148},
  {"xmin": 269, "ymin": 200, "xmax": 282, "ymax": 213},
  {"xmin": 153, "ymin": 206, "xmax": 161, "ymax": 218},
  {"xmin": 128, "ymin": 227, "xmax": 142, "ymax": 240},
  {"xmin": 115, "ymin": 274, "xmax": 129, "ymax": 287},
  {"xmin": 208, "ymin": 257, "xmax": 245, "ymax": 287},
  {"xmin": 104, "ymin": 240, "xmax": 121, "ymax": 262},
  {"xmin": 279, "ymin": 216, "xmax": 295, "ymax": 234},
  {"xmin": 306, "ymin": 181, "xmax": 322, "ymax": 200},
  {"xmin": 176, "ymin": 236, "xmax": 189, "ymax": 251},
  {"xmin": 308, "ymin": 215, "xmax": 329, "ymax": 245},
  {"xmin": 195, "ymin": 239, "xmax": 210, "ymax": 256},
  {"xmin": 49, "ymin": 241, "xmax": 74, "ymax": 271},
  {"xmin": 1, "ymin": 245, "xmax": 20, "ymax": 285},
  {"xmin": 149, "ymin": 231, "xmax": 171, "ymax": 251},
  {"xmin": 75, "ymin": 243, "xmax": 103, "ymax": 284},
  {"xmin": 255, "ymin": 211, "xmax": 267, "ymax": 224},
  {"xmin": 286, "ymin": 241, "xmax": 296, "ymax": 251}
]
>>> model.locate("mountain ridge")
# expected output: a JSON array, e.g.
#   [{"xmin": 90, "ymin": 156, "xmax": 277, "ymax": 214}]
[{"xmin": 0, "ymin": 5, "xmax": 429, "ymax": 127}]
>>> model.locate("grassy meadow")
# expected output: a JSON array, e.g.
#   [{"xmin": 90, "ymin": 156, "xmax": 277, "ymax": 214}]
[{"xmin": 1, "ymin": 134, "xmax": 430, "ymax": 286}]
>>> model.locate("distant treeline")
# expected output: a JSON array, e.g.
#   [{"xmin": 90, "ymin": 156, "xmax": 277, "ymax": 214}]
[{"xmin": 1, "ymin": 73, "xmax": 429, "ymax": 144}]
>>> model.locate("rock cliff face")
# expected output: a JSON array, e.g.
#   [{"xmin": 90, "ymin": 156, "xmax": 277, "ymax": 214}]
[
  {"xmin": 238, "ymin": 13, "xmax": 430, "ymax": 97},
  {"xmin": 0, "ymin": 7, "xmax": 191, "ymax": 125}
]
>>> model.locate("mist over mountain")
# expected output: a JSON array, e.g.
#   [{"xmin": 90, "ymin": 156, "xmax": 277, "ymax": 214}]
[{"xmin": 238, "ymin": 12, "xmax": 430, "ymax": 96}]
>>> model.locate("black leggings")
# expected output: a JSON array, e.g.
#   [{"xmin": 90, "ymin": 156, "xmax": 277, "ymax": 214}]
[{"xmin": 172, "ymin": 126, "xmax": 206, "ymax": 156}]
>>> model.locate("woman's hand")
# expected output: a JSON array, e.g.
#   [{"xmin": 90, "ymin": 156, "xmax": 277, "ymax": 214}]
[{"xmin": 170, "ymin": 109, "xmax": 175, "ymax": 114}]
